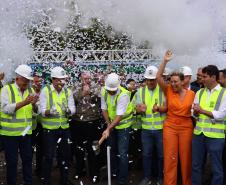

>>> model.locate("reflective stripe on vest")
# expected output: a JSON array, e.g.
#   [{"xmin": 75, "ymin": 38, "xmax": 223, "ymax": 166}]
[
  {"xmin": 0, "ymin": 84, "xmax": 33, "ymax": 136},
  {"xmin": 41, "ymin": 86, "xmax": 70, "ymax": 130},
  {"xmin": 195, "ymin": 126, "xmax": 225, "ymax": 134},
  {"xmin": 140, "ymin": 85, "xmax": 166, "ymax": 130},
  {"xmin": 194, "ymin": 87, "xmax": 226, "ymax": 138}
]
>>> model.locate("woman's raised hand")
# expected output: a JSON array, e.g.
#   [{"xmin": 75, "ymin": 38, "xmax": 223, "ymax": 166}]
[{"xmin": 164, "ymin": 50, "xmax": 173, "ymax": 62}]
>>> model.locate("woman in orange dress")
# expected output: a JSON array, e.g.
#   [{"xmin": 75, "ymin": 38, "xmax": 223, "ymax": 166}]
[{"xmin": 156, "ymin": 50, "xmax": 195, "ymax": 185}]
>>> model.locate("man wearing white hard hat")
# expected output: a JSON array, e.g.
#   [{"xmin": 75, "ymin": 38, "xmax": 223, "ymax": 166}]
[
  {"xmin": 40, "ymin": 66, "xmax": 75, "ymax": 185},
  {"xmin": 163, "ymin": 67, "xmax": 172, "ymax": 84},
  {"xmin": 101, "ymin": 73, "xmax": 134, "ymax": 185},
  {"xmin": 180, "ymin": 66, "xmax": 199, "ymax": 93},
  {"xmin": 135, "ymin": 66, "xmax": 166, "ymax": 185},
  {"xmin": 1, "ymin": 64, "xmax": 38, "ymax": 185}
]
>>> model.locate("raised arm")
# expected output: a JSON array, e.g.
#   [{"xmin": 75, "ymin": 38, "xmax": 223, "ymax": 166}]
[{"xmin": 156, "ymin": 50, "xmax": 173, "ymax": 92}]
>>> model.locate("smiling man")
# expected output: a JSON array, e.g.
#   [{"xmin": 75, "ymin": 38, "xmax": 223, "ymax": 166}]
[
  {"xmin": 192, "ymin": 65, "xmax": 226, "ymax": 185},
  {"xmin": 1, "ymin": 64, "xmax": 38, "ymax": 185}
]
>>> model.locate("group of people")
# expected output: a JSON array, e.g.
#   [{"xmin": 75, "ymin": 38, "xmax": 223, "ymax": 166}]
[{"xmin": 0, "ymin": 49, "xmax": 226, "ymax": 185}]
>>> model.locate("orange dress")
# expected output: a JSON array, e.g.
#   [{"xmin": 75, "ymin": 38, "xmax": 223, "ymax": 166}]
[{"xmin": 163, "ymin": 85, "xmax": 195, "ymax": 185}]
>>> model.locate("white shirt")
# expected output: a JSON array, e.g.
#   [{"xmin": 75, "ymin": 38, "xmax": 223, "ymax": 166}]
[
  {"xmin": 101, "ymin": 88, "xmax": 129, "ymax": 116},
  {"xmin": 40, "ymin": 84, "xmax": 76, "ymax": 117},
  {"xmin": 1, "ymin": 83, "xmax": 24, "ymax": 114},
  {"xmin": 194, "ymin": 84, "xmax": 226, "ymax": 120}
]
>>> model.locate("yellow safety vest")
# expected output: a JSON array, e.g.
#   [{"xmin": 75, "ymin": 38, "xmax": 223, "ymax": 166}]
[
  {"xmin": 139, "ymin": 85, "xmax": 166, "ymax": 130},
  {"xmin": 30, "ymin": 87, "xmax": 41, "ymax": 131},
  {"xmin": 41, "ymin": 85, "xmax": 70, "ymax": 130},
  {"xmin": 130, "ymin": 93, "xmax": 142, "ymax": 129},
  {"xmin": 194, "ymin": 87, "xmax": 226, "ymax": 138},
  {"xmin": 102, "ymin": 86, "xmax": 134, "ymax": 129},
  {"xmin": 0, "ymin": 84, "xmax": 33, "ymax": 136}
]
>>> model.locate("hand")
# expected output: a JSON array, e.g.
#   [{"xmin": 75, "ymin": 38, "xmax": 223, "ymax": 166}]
[
  {"xmin": 152, "ymin": 103, "xmax": 159, "ymax": 113},
  {"xmin": 102, "ymin": 128, "xmax": 110, "ymax": 138},
  {"xmin": 164, "ymin": 50, "xmax": 173, "ymax": 62},
  {"xmin": 136, "ymin": 104, "xmax": 147, "ymax": 113},
  {"xmin": 140, "ymin": 104, "xmax": 147, "ymax": 112},
  {"xmin": 193, "ymin": 103, "xmax": 202, "ymax": 115},
  {"xmin": 45, "ymin": 110, "xmax": 50, "ymax": 116},
  {"xmin": 30, "ymin": 94, "xmax": 39, "ymax": 105},
  {"xmin": 50, "ymin": 108, "xmax": 59, "ymax": 116},
  {"xmin": 24, "ymin": 94, "xmax": 38, "ymax": 105},
  {"xmin": 65, "ymin": 108, "xmax": 71, "ymax": 117}
]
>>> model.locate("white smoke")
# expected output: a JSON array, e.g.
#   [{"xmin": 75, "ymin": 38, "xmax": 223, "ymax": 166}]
[
  {"xmin": 77, "ymin": 0, "xmax": 226, "ymax": 72},
  {"xmin": 0, "ymin": 0, "xmax": 77, "ymax": 80},
  {"xmin": 1, "ymin": 0, "xmax": 226, "ymax": 81}
]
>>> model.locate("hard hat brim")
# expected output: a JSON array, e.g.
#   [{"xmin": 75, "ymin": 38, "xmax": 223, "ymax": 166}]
[
  {"xmin": 16, "ymin": 73, "xmax": 33, "ymax": 80},
  {"xmin": 144, "ymin": 75, "xmax": 156, "ymax": 79},
  {"xmin": 25, "ymin": 76, "xmax": 34, "ymax": 80},
  {"xmin": 105, "ymin": 86, "xmax": 118, "ymax": 91},
  {"xmin": 51, "ymin": 75, "xmax": 68, "ymax": 79}
]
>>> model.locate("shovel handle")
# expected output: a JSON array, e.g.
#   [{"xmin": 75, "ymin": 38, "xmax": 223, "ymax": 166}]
[{"xmin": 98, "ymin": 135, "xmax": 106, "ymax": 145}]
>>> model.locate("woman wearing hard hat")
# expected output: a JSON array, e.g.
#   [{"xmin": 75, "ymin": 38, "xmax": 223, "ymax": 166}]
[{"xmin": 156, "ymin": 50, "xmax": 195, "ymax": 185}]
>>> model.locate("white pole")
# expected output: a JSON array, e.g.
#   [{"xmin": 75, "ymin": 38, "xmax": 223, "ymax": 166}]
[{"xmin": 107, "ymin": 146, "xmax": 111, "ymax": 185}]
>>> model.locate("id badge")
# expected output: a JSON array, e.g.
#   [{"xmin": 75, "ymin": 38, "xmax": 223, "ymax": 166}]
[{"xmin": 22, "ymin": 125, "xmax": 31, "ymax": 136}]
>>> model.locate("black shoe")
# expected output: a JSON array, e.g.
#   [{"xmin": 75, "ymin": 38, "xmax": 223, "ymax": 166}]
[{"xmin": 91, "ymin": 176, "xmax": 99, "ymax": 184}]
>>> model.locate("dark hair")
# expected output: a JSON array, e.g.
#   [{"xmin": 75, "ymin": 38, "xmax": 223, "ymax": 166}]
[
  {"xmin": 139, "ymin": 79, "xmax": 145, "ymax": 83},
  {"xmin": 170, "ymin": 71, "xmax": 184, "ymax": 81},
  {"xmin": 202, "ymin": 65, "xmax": 219, "ymax": 81},
  {"xmin": 219, "ymin": 69, "xmax": 226, "ymax": 78},
  {"xmin": 126, "ymin": 78, "xmax": 135, "ymax": 85}
]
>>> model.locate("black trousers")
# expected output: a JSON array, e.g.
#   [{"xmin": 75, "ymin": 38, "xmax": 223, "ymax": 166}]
[
  {"xmin": 32, "ymin": 122, "xmax": 43, "ymax": 175},
  {"xmin": 70, "ymin": 119, "xmax": 105, "ymax": 177},
  {"xmin": 2, "ymin": 135, "xmax": 32, "ymax": 185},
  {"xmin": 42, "ymin": 128, "xmax": 71, "ymax": 184}
]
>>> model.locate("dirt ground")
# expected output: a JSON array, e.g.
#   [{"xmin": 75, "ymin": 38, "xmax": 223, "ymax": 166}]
[
  {"xmin": 0, "ymin": 151, "xmax": 144, "ymax": 185},
  {"xmin": 0, "ymin": 151, "xmax": 213, "ymax": 185}
]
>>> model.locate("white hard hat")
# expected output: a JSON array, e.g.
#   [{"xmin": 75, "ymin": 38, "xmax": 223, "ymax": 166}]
[
  {"xmin": 144, "ymin": 66, "xmax": 158, "ymax": 79},
  {"xmin": 163, "ymin": 67, "xmax": 172, "ymax": 76},
  {"xmin": 15, "ymin": 64, "xmax": 33, "ymax": 80},
  {"xmin": 51, "ymin": 66, "xmax": 68, "ymax": 79},
  {"xmin": 105, "ymin": 73, "xmax": 120, "ymax": 91},
  {"xmin": 180, "ymin": 66, "xmax": 192, "ymax": 76}
]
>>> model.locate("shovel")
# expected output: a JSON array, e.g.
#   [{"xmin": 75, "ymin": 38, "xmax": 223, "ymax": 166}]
[{"xmin": 92, "ymin": 135, "xmax": 106, "ymax": 155}]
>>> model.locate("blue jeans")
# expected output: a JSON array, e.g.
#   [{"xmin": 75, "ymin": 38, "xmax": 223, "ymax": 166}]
[
  {"xmin": 141, "ymin": 129, "xmax": 163, "ymax": 181},
  {"xmin": 107, "ymin": 127, "xmax": 130, "ymax": 185},
  {"xmin": 42, "ymin": 128, "xmax": 71, "ymax": 184},
  {"xmin": 192, "ymin": 134, "xmax": 225, "ymax": 185},
  {"xmin": 2, "ymin": 135, "xmax": 32, "ymax": 185}
]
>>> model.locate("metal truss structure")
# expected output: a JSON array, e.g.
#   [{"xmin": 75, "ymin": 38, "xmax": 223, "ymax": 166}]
[{"xmin": 31, "ymin": 49, "xmax": 158, "ymax": 63}]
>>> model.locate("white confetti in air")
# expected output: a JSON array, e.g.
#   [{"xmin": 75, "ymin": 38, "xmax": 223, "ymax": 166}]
[
  {"xmin": 57, "ymin": 138, "xmax": 62, "ymax": 143},
  {"xmin": 67, "ymin": 138, "xmax": 72, "ymax": 144}
]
